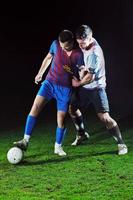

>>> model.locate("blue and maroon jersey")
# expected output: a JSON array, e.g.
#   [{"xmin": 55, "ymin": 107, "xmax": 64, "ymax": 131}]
[{"xmin": 45, "ymin": 40, "xmax": 84, "ymax": 87}]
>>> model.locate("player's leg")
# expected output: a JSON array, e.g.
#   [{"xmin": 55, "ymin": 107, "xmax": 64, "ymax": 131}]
[
  {"xmin": 97, "ymin": 112, "xmax": 128, "ymax": 155},
  {"xmin": 93, "ymin": 88, "xmax": 128, "ymax": 155},
  {"xmin": 69, "ymin": 106, "xmax": 89, "ymax": 145},
  {"xmin": 69, "ymin": 88, "xmax": 90, "ymax": 146},
  {"xmin": 14, "ymin": 80, "xmax": 52, "ymax": 150},
  {"xmin": 13, "ymin": 95, "xmax": 48, "ymax": 150},
  {"xmin": 54, "ymin": 85, "xmax": 71, "ymax": 156},
  {"xmin": 54, "ymin": 111, "xmax": 67, "ymax": 156}
]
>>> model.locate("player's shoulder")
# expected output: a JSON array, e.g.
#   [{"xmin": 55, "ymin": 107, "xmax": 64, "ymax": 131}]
[
  {"xmin": 92, "ymin": 38, "xmax": 103, "ymax": 54},
  {"xmin": 92, "ymin": 38, "xmax": 102, "ymax": 49},
  {"xmin": 51, "ymin": 39, "xmax": 59, "ymax": 47},
  {"xmin": 49, "ymin": 40, "xmax": 60, "ymax": 53}
]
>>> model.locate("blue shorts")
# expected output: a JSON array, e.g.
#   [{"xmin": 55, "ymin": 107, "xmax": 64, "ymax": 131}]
[
  {"xmin": 37, "ymin": 80, "xmax": 72, "ymax": 112},
  {"xmin": 70, "ymin": 87, "xmax": 109, "ymax": 113}
]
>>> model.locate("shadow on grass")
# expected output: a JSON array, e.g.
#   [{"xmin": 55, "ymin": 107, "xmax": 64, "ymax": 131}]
[
  {"xmin": 19, "ymin": 150, "xmax": 117, "ymax": 166},
  {"xmin": 81, "ymin": 126, "xmax": 131, "ymax": 146}
]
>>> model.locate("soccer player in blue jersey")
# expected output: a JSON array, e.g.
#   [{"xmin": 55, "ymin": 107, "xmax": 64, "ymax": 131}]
[
  {"xmin": 14, "ymin": 30, "xmax": 84, "ymax": 156},
  {"xmin": 69, "ymin": 25, "xmax": 128, "ymax": 155}
]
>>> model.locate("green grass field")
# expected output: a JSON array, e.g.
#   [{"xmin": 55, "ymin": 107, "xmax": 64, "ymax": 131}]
[{"xmin": 0, "ymin": 115, "xmax": 133, "ymax": 200}]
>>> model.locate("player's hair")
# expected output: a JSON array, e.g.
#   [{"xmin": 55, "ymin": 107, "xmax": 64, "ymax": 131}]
[
  {"xmin": 59, "ymin": 30, "xmax": 74, "ymax": 43},
  {"xmin": 76, "ymin": 25, "xmax": 92, "ymax": 39}
]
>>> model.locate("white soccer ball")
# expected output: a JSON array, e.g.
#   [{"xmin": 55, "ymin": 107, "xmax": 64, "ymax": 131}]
[{"xmin": 7, "ymin": 147, "xmax": 23, "ymax": 164}]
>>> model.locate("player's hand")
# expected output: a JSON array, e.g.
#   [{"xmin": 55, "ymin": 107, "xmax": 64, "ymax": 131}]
[
  {"xmin": 72, "ymin": 76, "xmax": 81, "ymax": 87},
  {"xmin": 79, "ymin": 69, "xmax": 89, "ymax": 80},
  {"xmin": 79, "ymin": 65, "xmax": 90, "ymax": 80},
  {"xmin": 35, "ymin": 74, "xmax": 43, "ymax": 84}
]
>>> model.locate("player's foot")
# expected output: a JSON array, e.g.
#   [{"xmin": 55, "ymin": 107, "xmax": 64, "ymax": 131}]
[
  {"xmin": 71, "ymin": 132, "xmax": 90, "ymax": 146},
  {"xmin": 13, "ymin": 139, "xmax": 28, "ymax": 151},
  {"xmin": 118, "ymin": 144, "xmax": 128, "ymax": 155},
  {"xmin": 54, "ymin": 143, "xmax": 66, "ymax": 156}
]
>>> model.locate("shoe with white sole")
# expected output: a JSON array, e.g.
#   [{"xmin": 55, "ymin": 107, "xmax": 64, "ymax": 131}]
[
  {"xmin": 13, "ymin": 139, "xmax": 28, "ymax": 151},
  {"xmin": 54, "ymin": 143, "xmax": 66, "ymax": 156},
  {"xmin": 118, "ymin": 144, "xmax": 128, "ymax": 155},
  {"xmin": 71, "ymin": 132, "xmax": 90, "ymax": 146}
]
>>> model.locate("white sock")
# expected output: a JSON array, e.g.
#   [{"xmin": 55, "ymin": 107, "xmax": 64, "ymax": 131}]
[
  {"xmin": 24, "ymin": 134, "xmax": 30, "ymax": 142},
  {"xmin": 55, "ymin": 142, "xmax": 61, "ymax": 147}
]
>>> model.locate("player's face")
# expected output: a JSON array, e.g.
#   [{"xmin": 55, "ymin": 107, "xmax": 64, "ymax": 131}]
[
  {"xmin": 76, "ymin": 34, "xmax": 92, "ymax": 50},
  {"xmin": 59, "ymin": 41, "xmax": 74, "ymax": 52}
]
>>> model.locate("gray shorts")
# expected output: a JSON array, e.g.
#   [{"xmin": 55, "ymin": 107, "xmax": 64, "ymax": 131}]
[{"xmin": 70, "ymin": 87, "xmax": 109, "ymax": 113}]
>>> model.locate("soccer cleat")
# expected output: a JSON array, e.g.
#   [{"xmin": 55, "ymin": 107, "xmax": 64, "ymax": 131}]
[
  {"xmin": 71, "ymin": 132, "xmax": 90, "ymax": 146},
  {"xmin": 13, "ymin": 139, "xmax": 28, "ymax": 151},
  {"xmin": 54, "ymin": 144, "xmax": 67, "ymax": 156},
  {"xmin": 118, "ymin": 144, "xmax": 128, "ymax": 155}
]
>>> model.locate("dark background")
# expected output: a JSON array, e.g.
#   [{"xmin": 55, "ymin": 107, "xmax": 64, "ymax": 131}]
[{"xmin": 1, "ymin": 0, "xmax": 133, "ymax": 130}]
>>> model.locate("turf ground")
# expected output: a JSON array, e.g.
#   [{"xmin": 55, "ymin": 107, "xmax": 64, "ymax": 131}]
[{"xmin": 0, "ymin": 114, "xmax": 133, "ymax": 200}]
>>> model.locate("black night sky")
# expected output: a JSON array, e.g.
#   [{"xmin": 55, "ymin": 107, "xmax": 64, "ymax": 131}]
[{"xmin": 1, "ymin": 0, "xmax": 133, "ymax": 130}]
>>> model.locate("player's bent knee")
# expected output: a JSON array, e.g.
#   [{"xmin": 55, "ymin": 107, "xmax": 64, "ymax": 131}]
[
  {"xmin": 98, "ymin": 113, "xmax": 117, "ymax": 128},
  {"xmin": 97, "ymin": 113, "xmax": 106, "ymax": 123},
  {"xmin": 98, "ymin": 113, "xmax": 110, "ymax": 123}
]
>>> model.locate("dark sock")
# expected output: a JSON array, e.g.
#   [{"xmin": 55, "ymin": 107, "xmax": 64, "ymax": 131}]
[
  {"xmin": 71, "ymin": 115, "xmax": 85, "ymax": 136},
  {"xmin": 108, "ymin": 125, "xmax": 125, "ymax": 144}
]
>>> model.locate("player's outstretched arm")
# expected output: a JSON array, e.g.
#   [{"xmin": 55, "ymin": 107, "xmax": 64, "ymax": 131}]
[{"xmin": 35, "ymin": 53, "xmax": 53, "ymax": 84}]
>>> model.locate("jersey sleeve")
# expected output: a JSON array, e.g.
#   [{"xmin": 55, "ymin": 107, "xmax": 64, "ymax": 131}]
[
  {"xmin": 49, "ymin": 40, "xmax": 57, "ymax": 55},
  {"xmin": 87, "ymin": 46, "xmax": 105, "ymax": 76}
]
